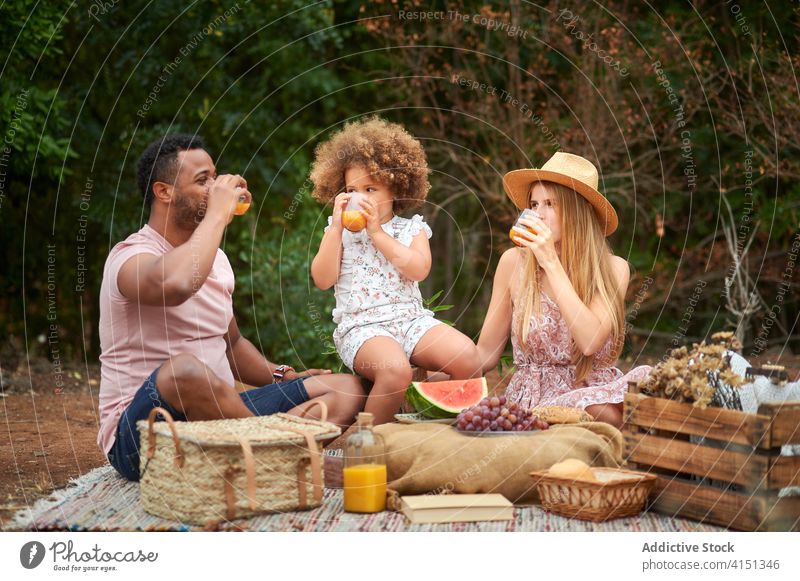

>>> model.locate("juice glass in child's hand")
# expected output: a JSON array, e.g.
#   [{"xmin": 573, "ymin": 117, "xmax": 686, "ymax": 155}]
[
  {"xmin": 509, "ymin": 208, "xmax": 540, "ymax": 246},
  {"xmin": 341, "ymin": 191, "xmax": 367, "ymax": 232},
  {"xmin": 233, "ymin": 186, "xmax": 251, "ymax": 216}
]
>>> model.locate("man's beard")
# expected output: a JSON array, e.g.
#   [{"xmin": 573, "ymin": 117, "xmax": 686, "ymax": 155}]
[{"xmin": 171, "ymin": 190, "xmax": 207, "ymax": 231}]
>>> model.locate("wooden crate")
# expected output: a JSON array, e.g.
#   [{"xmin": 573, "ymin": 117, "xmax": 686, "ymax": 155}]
[{"xmin": 623, "ymin": 382, "xmax": 800, "ymax": 531}]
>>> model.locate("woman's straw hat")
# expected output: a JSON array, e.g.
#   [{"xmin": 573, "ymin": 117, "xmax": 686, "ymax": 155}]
[{"xmin": 503, "ymin": 152, "xmax": 618, "ymax": 236}]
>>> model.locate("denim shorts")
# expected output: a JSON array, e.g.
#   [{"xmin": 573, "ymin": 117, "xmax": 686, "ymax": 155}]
[{"xmin": 107, "ymin": 367, "xmax": 310, "ymax": 481}]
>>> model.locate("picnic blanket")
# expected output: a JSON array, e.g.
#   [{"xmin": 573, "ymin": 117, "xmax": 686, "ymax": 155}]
[{"xmin": 4, "ymin": 463, "xmax": 722, "ymax": 532}]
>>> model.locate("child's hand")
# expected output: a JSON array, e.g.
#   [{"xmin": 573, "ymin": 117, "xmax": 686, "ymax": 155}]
[
  {"xmin": 360, "ymin": 196, "xmax": 382, "ymax": 235},
  {"xmin": 330, "ymin": 192, "xmax": 351, "ymax": 231}
]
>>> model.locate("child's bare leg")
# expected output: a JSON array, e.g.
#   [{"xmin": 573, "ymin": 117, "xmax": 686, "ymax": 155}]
[
  {"xmin": 584, "ymin": 402, "xmax": 623, "ymax": 428},
  {"xmin": 410, "ymin": 324, "xmax": 482, "ymax": 379},
  {"xmin": 353, "ymin": 336, "xmax": 412, "ymax": 424}
]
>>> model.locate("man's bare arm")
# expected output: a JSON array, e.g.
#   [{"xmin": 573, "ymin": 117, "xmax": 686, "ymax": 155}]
[
  {"xmin": 224, "ymin": 316, "xmax": 279, "ymax": 386},
  {"xmin": 117, "ymin": 175, "xmax": 246, "ymax": 306}
]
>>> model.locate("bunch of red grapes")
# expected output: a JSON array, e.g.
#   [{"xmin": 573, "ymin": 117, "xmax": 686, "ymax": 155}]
[{"xmin": 456, "ymin": 396, "xmax": 549, "ymax": 432}]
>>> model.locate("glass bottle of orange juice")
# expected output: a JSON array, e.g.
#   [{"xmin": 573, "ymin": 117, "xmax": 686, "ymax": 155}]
[{"xmin": 343, "ymin": 412, "xmax": 387, "ymax": 513}]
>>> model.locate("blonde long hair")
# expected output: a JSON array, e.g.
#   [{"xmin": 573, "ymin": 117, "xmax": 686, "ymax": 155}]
[{"xmin": 515, "ymin": 181, "xmax": 625, "ymax": 383}]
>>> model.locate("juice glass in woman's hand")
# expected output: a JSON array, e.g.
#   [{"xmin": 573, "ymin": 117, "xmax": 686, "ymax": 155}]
[
  {"xmin": 342, "ymin": 191, "xmax": 367, "ymax": 232},
  {"xmin": 509, "ymin": 208, "xmax": 540, "ymax": 246}
]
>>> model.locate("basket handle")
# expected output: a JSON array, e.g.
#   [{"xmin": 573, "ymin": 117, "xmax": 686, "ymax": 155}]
[
  {"xmin": 145, "ymin": 407, "xmax": 184, "ymax": 468},
  {"xmin": 299, "ymin": 400, "xmax": 328, "ymax": 423},
  {"xmin": 279, "ymin": 426, "xmax": 324, "ymax": 508},
  {"xmin": 224, "ymin": 437, "xmax": 257, "ymax": 521},
  {"xmin": 222, "ymin": 427, "xmax": 322, "ymax": 517}
]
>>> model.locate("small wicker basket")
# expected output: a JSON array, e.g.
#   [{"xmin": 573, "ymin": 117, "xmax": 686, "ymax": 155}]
[
  {"xmin": 530, "ymin": 467, "xmax": 657, "ymax": 522},
  {"xmin": 137, "ymin": 401, "xmax": 340, "ymax": 525}
]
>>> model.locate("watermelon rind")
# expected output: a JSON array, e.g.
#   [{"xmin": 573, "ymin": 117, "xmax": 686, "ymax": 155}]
[{"xmin": 404, "ymin": 377, "xmax": 488, "ymax": 419}]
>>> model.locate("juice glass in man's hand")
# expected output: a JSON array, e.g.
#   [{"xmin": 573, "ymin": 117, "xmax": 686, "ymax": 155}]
[{"xmin": 234, "ymin": 186, "xmax": 251, "ymax": 216}]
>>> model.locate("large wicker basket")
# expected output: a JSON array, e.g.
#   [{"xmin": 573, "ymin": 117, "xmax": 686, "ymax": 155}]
[
  {"xmin": 530, "ymin": 467, "xmax": 657, "ymax": 522},
  {"xmin": 137, "ymin": 401, "xmax": 340, "ymax": 524}
]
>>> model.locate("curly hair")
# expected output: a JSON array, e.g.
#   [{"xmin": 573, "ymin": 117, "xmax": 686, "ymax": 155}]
[
  {"xmin": 309, "ymin": 117, "xmax": 431, "ymax": 213},
  {"xmin": 136, "ymin": 134, "xmax": 206, "ymax": 206}
]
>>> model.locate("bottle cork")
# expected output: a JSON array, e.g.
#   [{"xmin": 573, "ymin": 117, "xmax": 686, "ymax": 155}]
[{"xmin": 357, "ymin": 412, "xmax": 374, "ymax": 426}]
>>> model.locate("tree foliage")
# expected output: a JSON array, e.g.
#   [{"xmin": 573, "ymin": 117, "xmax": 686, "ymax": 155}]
[{"xmin": 1, "ymin": 1, "xmax": 797, "ymax": 373}]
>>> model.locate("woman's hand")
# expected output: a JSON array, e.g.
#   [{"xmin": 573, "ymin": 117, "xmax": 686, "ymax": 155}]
[
  {"xmin": 515, "ymin": 215, "xmax": 560, "ymax": 271},
  {"xmin": 359, "ymin": 196, "xmax": 383, "ymax": 235},
  {"xmin": 330, "ymin": 192, "xmax": 351, "ymax": 230}
]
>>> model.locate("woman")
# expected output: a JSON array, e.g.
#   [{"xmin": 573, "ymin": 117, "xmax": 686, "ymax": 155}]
[{"xmin": 476, "ymin": 152, "xmax": 652, "ymax": 427}]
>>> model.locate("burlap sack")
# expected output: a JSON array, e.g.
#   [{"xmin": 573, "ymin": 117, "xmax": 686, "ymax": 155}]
[{"xmin": 374, "ymin": 422, "xmax": 623, "ymax": 505}]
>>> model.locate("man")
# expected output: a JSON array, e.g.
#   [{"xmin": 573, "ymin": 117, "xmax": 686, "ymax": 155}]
[{"xmin": 98, "ymin": 134, "xmax": 364, "ymax": 481}]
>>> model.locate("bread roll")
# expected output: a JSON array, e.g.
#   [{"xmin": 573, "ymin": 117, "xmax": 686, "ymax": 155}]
[
  {"xmin": 531, "ymin": 406, "xmax": 593, "ymax": 424},
  {"xmin": 547, "ymin": 458, "xmax": 597, "ymax": 482}
]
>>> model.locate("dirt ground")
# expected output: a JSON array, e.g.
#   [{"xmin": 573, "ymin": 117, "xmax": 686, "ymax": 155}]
[
  {"xmin": 2, "ymin": 350, "xmax": 798, "ymax": 528},
  {"xmin": 0, "ymin": 359, "xmax": 105, "ymax": 528}
]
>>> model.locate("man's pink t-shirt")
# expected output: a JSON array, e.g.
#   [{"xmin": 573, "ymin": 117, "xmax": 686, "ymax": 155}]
[{"xmin": 97, "ymin": 224, "xmax": 235, "ymax": 455}]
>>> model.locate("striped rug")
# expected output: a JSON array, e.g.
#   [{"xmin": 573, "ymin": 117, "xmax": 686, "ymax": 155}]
[{"xmin": 5, "ymin": 462, "xmax": 723, "ymax": 532}]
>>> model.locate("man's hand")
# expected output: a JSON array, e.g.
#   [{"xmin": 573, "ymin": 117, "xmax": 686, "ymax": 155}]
[
  {"xmin": 226, "ymin": 317, "xmax": 335, "ymax": 386},
  {"xmin": 284, "ymin": 368, "xmax": 333, "ymax": 380},
  {"xmin": 206, "ymin": 174, "xmax": 250, "ymax": 225}
]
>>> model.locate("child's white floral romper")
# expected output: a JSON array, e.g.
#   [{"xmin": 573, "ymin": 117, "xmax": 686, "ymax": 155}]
[{"xmin": 326, "ymin": 214, "xmax": 442, "ymax": 371}]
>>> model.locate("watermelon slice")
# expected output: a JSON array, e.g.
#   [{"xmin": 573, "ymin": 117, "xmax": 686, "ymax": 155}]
[{"xmin": 405, "ymin": 377, "xmax": 489, "ymax": 419}]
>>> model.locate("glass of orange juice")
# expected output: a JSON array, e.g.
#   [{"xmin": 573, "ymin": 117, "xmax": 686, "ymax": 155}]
[
  {"xmin": 509, "ymin": 208, "xmax": 540, "ymax": 246},
  {"xmin": 233, "ymin": 186, "xmax": 251, "ymax": 216},
  {"xmin": 341, "ymin": 191, "xmax": 367, "ymax": 232}
]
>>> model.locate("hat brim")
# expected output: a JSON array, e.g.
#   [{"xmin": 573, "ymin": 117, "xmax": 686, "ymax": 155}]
[{"xmin": 503, "ymin": 169, "xmax": 618, "ymax": 236}]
